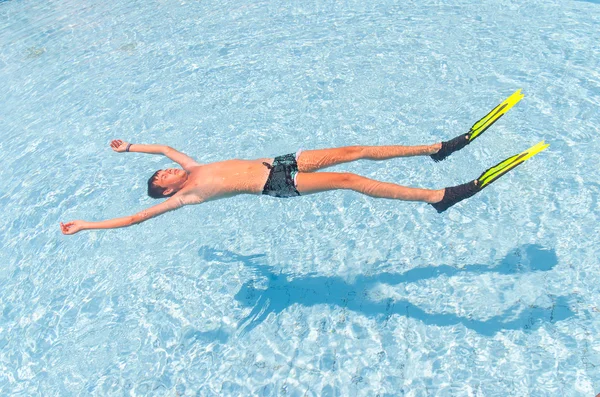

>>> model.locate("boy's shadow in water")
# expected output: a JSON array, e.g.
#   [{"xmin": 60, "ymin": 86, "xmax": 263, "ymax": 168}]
[{"xmin": 198, "ymin": 245, "xmax": 574, "ymax": 337}]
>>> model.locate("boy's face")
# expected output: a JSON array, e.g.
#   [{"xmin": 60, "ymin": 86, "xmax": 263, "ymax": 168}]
[{"xmin": 153, "ymin": 168, "xmax": 188, "ymax": 190}]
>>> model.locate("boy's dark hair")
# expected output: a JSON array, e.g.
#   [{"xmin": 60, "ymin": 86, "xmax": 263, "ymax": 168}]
[{"xmin": 147, "ymin": 171, "xmax": 176, "ymax": 199}]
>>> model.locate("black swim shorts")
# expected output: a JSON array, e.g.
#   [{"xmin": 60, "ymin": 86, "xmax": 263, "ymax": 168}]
[{"xmin": 262, "ymin": 152, "xmax": 301, "ymax": 198}]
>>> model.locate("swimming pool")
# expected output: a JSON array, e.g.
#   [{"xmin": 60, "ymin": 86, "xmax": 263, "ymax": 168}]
[{"xmin": 1, "ymin": 0, "xmax": 600, "ymax": 395}]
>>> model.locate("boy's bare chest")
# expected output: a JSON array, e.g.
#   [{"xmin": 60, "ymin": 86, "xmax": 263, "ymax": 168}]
[{"xmin": 184, "ymin": 160, "xmax": 271, "ymax": 197}]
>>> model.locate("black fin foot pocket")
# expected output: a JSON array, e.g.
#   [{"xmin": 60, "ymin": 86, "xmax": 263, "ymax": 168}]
[
  {"xmin": 430, "ymin": 134, "xmax": 470, "ymax": 162},
  {"xmin": 431, "ymin": 180, "xmax": 480, "ymax": 213}
]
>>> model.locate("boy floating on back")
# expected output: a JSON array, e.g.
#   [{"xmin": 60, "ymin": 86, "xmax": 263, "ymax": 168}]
[{"xmin": 61, "ymin": 90, "xmax": 547, "ymax": 235}]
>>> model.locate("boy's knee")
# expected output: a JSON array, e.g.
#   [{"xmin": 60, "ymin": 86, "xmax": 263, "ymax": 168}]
[
  {"xmin": 344, "ymin": 146, "xmax": 363, "ymax": 159},
  {"xmin": 338, "ymin": 172, "xmax": 359, "ymax": 187}
]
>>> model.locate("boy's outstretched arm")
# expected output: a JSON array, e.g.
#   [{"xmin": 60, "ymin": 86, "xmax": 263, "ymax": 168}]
[
  {"xmin": 60, "ymin": 196, "xmax": 189, "ymax": 235},
  {"xmin": 110, "ymin": 139, "xmax": 200, "ymax": 170}
]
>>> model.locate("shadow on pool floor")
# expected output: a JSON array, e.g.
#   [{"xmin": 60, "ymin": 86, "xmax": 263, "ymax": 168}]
[{"xmin": 197, "ymin": 244, "xmax": 574, "ymax": 337}]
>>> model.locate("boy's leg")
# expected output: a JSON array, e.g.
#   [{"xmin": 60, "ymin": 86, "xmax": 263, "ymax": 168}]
[
  {"xmin": 295, "ymin": 172, "xmax": 444, "ymax": 203},
  {"xmin": 296, "ymin": 144, "xmax": 442, "ymax": 172}
]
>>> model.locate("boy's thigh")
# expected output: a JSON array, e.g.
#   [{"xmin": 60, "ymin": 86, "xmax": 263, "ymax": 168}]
[
  {"xmin": 295, "ymin": 172, "xmax": 356, "ymax": 195},
  {"xmin": 297, "ymin": 147, "xmax": 360, "ymax": 172}
]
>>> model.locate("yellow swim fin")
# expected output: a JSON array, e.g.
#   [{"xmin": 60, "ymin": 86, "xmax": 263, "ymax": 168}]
[
  {"xmin": 477, "ymin": 140, "xmax": 549, "ymax": 189},
  {"xmin": 468, "ymin": 89, "xmax": 524, "ymax": 142},
  {"xmin": 430, "ymin": 89, "xmax": 525, "ymax": 163}
]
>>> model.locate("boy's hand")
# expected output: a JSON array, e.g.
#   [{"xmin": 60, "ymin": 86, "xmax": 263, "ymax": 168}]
[
  {"xmin": 60, "ymin": 221, "xmax": 86, "ymax": 235},
  {"xmin": 110, "ymin": 140, "xmax": 130, "ymax": 153}
]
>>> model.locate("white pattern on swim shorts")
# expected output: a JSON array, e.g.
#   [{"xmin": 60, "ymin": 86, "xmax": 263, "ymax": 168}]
[{"xmin": 294, "ymin": 149, "xmax": 302, "ymax": 186}]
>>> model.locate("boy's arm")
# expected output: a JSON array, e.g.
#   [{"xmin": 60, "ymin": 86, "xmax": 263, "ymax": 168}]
[
  {"xmin": 60, "ymin": 196, "xmax": 195, "ymax": 235},
  {"xmin": 110, "ymin": 139, "xmax": 200, "ymax": 170}
]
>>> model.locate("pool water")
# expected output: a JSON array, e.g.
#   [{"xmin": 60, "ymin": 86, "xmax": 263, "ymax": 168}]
[{"xmin": 1, "ymin": 0, "xmax": 600, "ymax": 395}]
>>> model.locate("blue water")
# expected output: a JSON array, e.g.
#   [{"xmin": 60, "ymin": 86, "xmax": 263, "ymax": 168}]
[{"xmin": 2, "ymin": 0, "xmax": 600, "ymax": 395}]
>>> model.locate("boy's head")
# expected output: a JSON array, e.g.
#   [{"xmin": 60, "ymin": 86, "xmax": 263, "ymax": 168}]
[{"xmin": 147, "ymin": 168, "xmax": 188, "ymax": 199}]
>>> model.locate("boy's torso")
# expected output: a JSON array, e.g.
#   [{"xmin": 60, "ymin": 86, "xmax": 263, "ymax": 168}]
[{"xmin": 179, "ymin": 158, "xmax": 274, "ymax": 202}]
